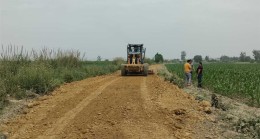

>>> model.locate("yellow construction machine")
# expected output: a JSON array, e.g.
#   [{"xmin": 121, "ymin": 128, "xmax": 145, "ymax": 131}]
[{"xmin": 121, "ymin": 44, "xmax": 153, "ymax": 76}]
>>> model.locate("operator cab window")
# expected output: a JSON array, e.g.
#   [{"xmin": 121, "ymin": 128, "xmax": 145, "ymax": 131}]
[
  {"xmin": 137, "ymin": 47, "xmax": 141, "ymax": 52},
  {"xmin": 131, "ymin": 47, "xmax": 134, "ymax": 52}
]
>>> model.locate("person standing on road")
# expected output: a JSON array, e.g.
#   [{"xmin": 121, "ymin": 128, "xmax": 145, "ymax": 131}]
[
  {"xmin": 190, "ymin": 60, "xmax": 194, "ymax": 81},
  {"xmin": 184, "ymin": 59, "xmax": 192, "ymax": 86},
  {"xmin": 196, "ymin": 62, "xmax": 203, "ymax": 88}
]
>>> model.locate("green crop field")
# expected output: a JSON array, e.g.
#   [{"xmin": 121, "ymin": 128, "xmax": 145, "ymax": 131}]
[{"xmin": 165, "ymin": 63, "xmax": 260, "ymax": 106}]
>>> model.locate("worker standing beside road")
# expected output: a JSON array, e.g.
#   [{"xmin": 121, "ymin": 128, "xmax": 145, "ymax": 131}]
[
  {"xmin": 184, "ymin": 59, "xmax": 192, "ymax": 86},
  {"xmin": 190, "ymin": 60, "xmax": 194, "ymax": 81},
  {"xmin": 196, "ymin": 62, "xmax": 203, "ymax": 88}
]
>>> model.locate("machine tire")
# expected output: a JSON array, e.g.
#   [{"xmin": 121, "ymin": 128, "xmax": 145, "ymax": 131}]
[
  {"xmin": 143, "ymin": 63, "xmax": 148, "ymax": 76},
  {"xmin": 121, "ymin": 65, "xmax": 126, "ymax": 76}
]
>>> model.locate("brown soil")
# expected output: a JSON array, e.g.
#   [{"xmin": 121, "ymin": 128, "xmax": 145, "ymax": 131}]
[{"xmin": 0, "ymin": 65, "xmax": 220, "ymax": 139}]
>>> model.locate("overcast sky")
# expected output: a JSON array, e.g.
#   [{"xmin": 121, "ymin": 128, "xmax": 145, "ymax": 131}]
[{"xmin": 1, "ymin": 0, "xmax": 260, "ymax": 60}]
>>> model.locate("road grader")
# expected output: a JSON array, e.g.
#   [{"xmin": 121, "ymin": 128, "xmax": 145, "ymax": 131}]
[{"xmin": 121, "ymin": 44, "xmax": 152, "ymax": 76}]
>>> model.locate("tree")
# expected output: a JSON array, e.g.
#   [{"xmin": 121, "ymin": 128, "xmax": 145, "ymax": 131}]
[
  {"xmin": 193, "ymin": 55, "xmax": 202, "ymax": 63},
  {"xmin": 244, "ymin": 56, "xmax": 251, "ymax": 62},
  {"xmin": 154, "ymin": 53, "xmax": 164, "ymax": 63},
  {"xmin": 172, "ymin": 59, "xmax": 181, "ymax": 63},
  {"xmin": 112, "ymin": 57, "xmax": 125, "ymax": 65},
  {"xmin": 253, "ymin": 50, "xmax": 260, "ymax": 61},
  {"xmin": 144, "ymin": 58, "xmax": 154, "ymax": 64},
  {"xmin": 239, "ymin": 52, "xmax": 246, "ymax": 62},
  {"xmin": 230, "ymin": 57, "xmax": 239, "ymax": 62},
  {"xmin": 205, "ymin": 56, "xmax": 209, "ymax": 62},
  {"xmin": 239, "ymin": 52, "xmax": 251, "ymax": 62},
  {"xmin": 181, "ymin": 51, "xmax": 186, "ymax": 61},
  {"xmin": 97, "ymin": 56, "xmax": 102, "ymax": 61},
  {"xmin": 220, "ymin": 55, "xmax": 230, "ymax": 62}
]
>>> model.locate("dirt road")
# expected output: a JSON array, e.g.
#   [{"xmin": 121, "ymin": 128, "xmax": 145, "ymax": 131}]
[{"xmin": 0, "ymin": 65, "xmax": 219, "ymax": 139}]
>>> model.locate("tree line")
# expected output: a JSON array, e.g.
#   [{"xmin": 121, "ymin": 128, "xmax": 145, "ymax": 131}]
[
  {"xmin": 180, "ymin": 50, "xmax": 260, "ymax": 63},
  {"xmin": 98, "ymin": 50, "xmax": 260, "ymax": 64}
]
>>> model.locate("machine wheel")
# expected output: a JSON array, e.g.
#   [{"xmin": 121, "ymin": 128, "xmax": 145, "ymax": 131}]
[
  {"xmin": 143, "ymin": 63, "xmax": 148, "ymax": 76},
  {"xmin": 121, "ymin": 65, "xmax": 126, "ymax": 76}
]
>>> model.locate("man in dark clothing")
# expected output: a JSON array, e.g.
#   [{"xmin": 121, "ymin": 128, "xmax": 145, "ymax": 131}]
[{"xmin": 196, "ymin": 62, "xmax": 203, "ymax": 88}]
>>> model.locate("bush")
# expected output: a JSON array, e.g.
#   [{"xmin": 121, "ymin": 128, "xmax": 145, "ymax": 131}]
[
  {"xmin": 112, "ymin": 57, "xmax": 125, "ymax": 66},
  {"xmin": 144, "ymin": 58, "xmax": 155, "ymax": 65},
  {"xmin": 63, "ymin": 73, "xmax": 74, "ymax": 83},
  {"xmin": 169, "ymin": 75, "xmax": 185, "ymax": 88},
  {"xmin": 17, "ymin": 63, "xmax": 54, "ymax": 94},
  {"xmin": 0, "ymin": 81, "xmax": 7, "ymax": 110}
]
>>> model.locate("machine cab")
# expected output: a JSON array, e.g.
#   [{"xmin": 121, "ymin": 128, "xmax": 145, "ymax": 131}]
[{"xmin": 127, "ymin": 44, "xmax": 146, "ymax": 64}]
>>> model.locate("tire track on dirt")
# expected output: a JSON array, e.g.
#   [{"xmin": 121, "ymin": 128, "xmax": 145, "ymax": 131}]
[
  {"xmin": 36, "ymin": 77, "xmax": 121, "ymax": 139},
  {"xmin": 60, "ymin": 76, "xmax": 146, "ymax": 139},
  {"xmin": 120, "ymin": 76, "xmax": 176, "ymax": 139},
  {"xmin": 140, "ymin": 77, "xmax": 153, "ymax": 110}
]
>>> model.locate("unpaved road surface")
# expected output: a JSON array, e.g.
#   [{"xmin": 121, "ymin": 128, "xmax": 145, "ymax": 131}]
[{"xmin": 0, "ymin": 65, "xmax": 219, "ymax": 139}]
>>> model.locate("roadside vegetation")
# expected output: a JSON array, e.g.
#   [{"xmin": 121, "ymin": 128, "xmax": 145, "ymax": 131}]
[
  {"xmin": 0, "ymin": 46, "xmax": 120, "ymax": 111},
  {"xmin": 166, "ymin": 63, "xmax": 260, "ymax": 107}
]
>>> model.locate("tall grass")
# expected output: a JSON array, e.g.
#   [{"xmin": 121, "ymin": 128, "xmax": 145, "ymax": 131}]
[{"xmin": 0, "ymin": 45, "xmax": 119, "ymax": 110}]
